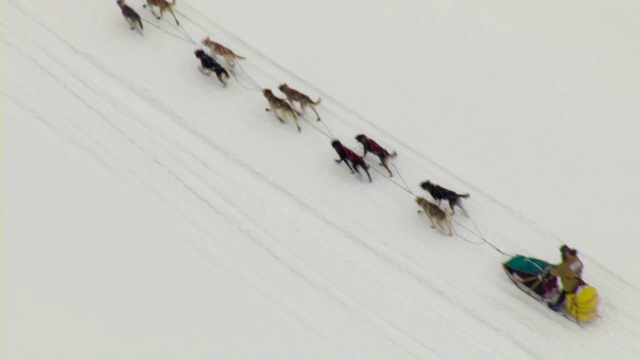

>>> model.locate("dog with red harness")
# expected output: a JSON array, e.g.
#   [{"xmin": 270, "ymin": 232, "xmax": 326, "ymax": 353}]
[
  {"xmin": 331, "ymin": 140, "xmax": 371, "ymax": 182},
  {"xmin": 354, "ymin": 134, "xmax": 397, "ymax": 177}
]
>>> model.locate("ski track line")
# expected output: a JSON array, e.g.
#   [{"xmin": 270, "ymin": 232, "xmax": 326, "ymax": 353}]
[
  {"xmin": 5, "ymin": 6, "xmax": 439, "ymax": 358},
  {"xmin": 176, "ymin": 0, "xmax": 567, "ymax": 253},
  {"xmin": 9, "ymin": 1, "xmax": 640, "ymax": 358},
  {"xmin": 10, "ymin": 5, "xmax": 505, "ymax": 358},
  {"xmin": 143, "ymin": 5, "xmax": 640, "ymax": 354},
  {"xmin": 176, "ymin": 2, "xmax": 615, "ymax": 284},
  {"xmin": 7, "ymin": 2, "xmax": 596, "ymax": 358},
  {"xmin": 4, "ymin": 8, "xmax": 369, "ymax": 359}
]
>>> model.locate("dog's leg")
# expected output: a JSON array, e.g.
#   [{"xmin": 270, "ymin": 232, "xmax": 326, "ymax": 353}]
[
  {"xmin": 381, "ymin": 156, "xmax": 393, "ymax": 177},
  {"xmin": 310, "ymin": 104, "xmax": 321, "ymax": 121},
  {"xmin": 426, "ymin": 214, "xmax": 437, "ymax": 229},
  {"xmin": 225, "ymin": 54, "xmax": 236, "ymax": 67},
  {"xmin": 168, "ymin": 8, "xmax": 180, "ymax": 25},
  {"xmin": 135, "ymin": 19, "xmax": 144, "ymax": 34},
  {"xmin": 215, "ymin": 72, "xmax": 227, "ymax": 86},
  {"xmin": 342, "ymin": 160, "xmax": 354, "ymax": 173},
  {"xmin": 365, "ymin": 168, "xmax": 372, "ymax": 182},
  {"xmin": 287, "ymin": 97, "xmax": 302, "ymax": 116},
  {"xmin": 148, "ymin": 5, "xmax": 161, "ymax": 19},
  {"xmin": 456, "ymin": 201, "xmax": 469, "ymax": 217},
  {"xmin": 444, "ymin": 220, "xmax": 454, "ymax": 236},
  {"xmin": 274, "ymin": 108, "xmax": 285, "ymax": 123},
  {"xmin": 352, "ymin": 162, "xmax": 360, "ymax": 174},
  {"xmin": 199, "ymin": 66, "xmax": 211, "ymax": 75},
  {"xmin": 359, "ymin": 162, "xmax": 372, "ymax": 182},
  {"xmin": 293, "ymin": 101, "xmax": 303, "ymax": 116},
  {"xmin": 287, "ymin": 109, "xmax": 301, "ymax": 132},
  {"xmin": 449, "ymin": 200, "xmax": 457, "ymax": 215},
  {"xmin": 292, "ymin": 114, "xmax": 301, "ymax": 132}
]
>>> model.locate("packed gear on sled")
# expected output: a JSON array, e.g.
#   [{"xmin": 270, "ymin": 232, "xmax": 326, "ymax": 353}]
[
  {"xmin": 503, "ymin": 255, "xmax": 558, "ymax": 299},
  {"xmin": 502, "ymin": 254, "xmax": 598, "ymax": 322}
]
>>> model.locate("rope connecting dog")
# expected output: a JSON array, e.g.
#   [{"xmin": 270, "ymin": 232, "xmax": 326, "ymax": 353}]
[{"xmin": 136, "ymin": 0, "xmax": 518, "ymax": 258}]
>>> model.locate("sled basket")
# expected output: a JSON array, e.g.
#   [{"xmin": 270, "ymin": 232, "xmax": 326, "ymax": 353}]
[{"xmin": 503, "ymin": 255, "xmax": 558, "ymax": 300}]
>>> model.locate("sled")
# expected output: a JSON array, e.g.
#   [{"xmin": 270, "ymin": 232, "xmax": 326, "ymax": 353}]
[{"xmin": 503, "ymin": 255, "xmax": 598, "ymax": 322}]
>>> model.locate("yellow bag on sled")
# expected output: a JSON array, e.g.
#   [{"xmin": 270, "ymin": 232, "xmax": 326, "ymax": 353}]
[{"xmin": 565, "ymin": 285, "xmax": 598, "ymax": 322}]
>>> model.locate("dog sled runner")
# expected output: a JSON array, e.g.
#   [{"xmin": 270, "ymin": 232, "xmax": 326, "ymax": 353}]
[{"xmin": 503, "ymin": 255, "xmax": 598, "ymax": 322}]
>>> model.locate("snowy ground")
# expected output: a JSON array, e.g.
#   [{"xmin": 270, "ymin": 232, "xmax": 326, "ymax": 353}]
[{"xmin": 3, "ymin": 0, "xmax": 640, "ymax": 359}]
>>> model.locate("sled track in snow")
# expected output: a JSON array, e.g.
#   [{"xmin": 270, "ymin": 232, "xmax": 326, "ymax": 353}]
[{"xmin": 7, "ymin": 0, "xmax": 640, "ymax": 358}]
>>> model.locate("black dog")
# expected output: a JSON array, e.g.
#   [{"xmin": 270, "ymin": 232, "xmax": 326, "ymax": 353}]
[
  {"xmin": 355, "ymin": 134, "xmax": 397, "ymax": 177},
  {"xmin": 331, "ymin": 140, "xmax": 372, "ymax": 182},
  {"xmin": 420, "ymin": 180, "xmax": 469, "ymax": 215},
  {"xmin": 117, "ymin": 0, "xmax": 143, "ymax": 33},
  {"xmin": 194, "ymin": 49, "xmax": 229, "ymax": 86}
]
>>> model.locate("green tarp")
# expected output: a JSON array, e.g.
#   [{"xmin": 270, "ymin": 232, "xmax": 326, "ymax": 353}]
[{"xmin": 504, "ymin": 255, "xmax": 552, "ymax": 274}]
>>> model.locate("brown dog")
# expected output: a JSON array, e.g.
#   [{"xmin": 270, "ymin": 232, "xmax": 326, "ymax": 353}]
[
  {"xmin": 144, "ymin": 0, "xmax": 179, "ymax": 25},
  {"xmin": 116, "ymin": 0, "xmax": 143, "ymax": 34},
  {"xmin": 263, "ymin": 89, "xmax": 301, "ymax": 132},
  {"xmin": 355, "ymin": 134, "xmax": 397, "ymax": 177},
  {"xmin": 278, "ymin": 83, "xmax": 322, "ymax": 121},
  {"xmin": 415, "ymin": 197, "xmax": 453, "ymax": 236},
  {"xmin": 201, "ymin": 37, "xmax": 245, "ymax": 69}
]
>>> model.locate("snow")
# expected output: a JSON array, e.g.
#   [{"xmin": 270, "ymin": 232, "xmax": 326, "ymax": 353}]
[{"xmin": 3, "ymin": 0, "xmax": 640, "ymax": 359}]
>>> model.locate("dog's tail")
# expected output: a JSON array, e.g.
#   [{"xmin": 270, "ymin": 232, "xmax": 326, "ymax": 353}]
[
  {"xmin": 234, "ymin": 53, "xmax": 247, "ymax": 60},
  {"xmin": 312, "ymin": 97, "xmax": 322, "ymax": 105},
  {"xmin": 388, "ymin": 151, "xmax": 397, "ymax": 159},
  {"xmin": 460, "ymin": 193, "xmax": 470, "ymax": 198}
]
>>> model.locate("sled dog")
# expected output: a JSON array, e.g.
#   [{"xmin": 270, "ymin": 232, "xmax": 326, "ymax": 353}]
[
  {"xmin": 354, "ymin": 134, "xmax": 397, "ymax": 177},
  {"xmin": 278, "ymin": 83, "xmax": 322, "ymax": 121},
  {"xmin": 263, "ymin": 89, "xmax": 301, "ymax": 132},
  {"xmin": 144, "ymin": 0, "xmax": 179, "ymax": 25},
  {"xmin": 116, "ymin": 0, "xmax": 143, "ymax": 33},
  {"xmin": 201, "ymin": 37, "xmax": 246, "ymax": 69},
  {"xmin": 420, "ymin": 180, "xmax": 469, "ymax": 216},
  {"xmin": 416, "ymin": 197, "xmax": 453, "ymax": 236},
  {"xmin": 195, "ymin": 49, "xmax": 229, "ymax": 86},
  {"xmin": 331, "ymin": 140, "xmax": 372, "ymax": 182}
]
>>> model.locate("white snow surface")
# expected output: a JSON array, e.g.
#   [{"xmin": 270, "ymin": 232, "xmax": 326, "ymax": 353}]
[{"xmin": 3, "ymin": 0, "xmax": 640, "ymax": 359}]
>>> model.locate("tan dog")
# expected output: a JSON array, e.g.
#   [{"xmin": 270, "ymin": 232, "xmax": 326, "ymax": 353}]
[
  {"xmin": 263, "ymin": 89, "xmax": 301, "ymax": 132},
  {"xmin": 201, "ymin": 37, "xmax": 246, "ymax": 69},
  {"xmin": 415, "ymin": 197, "xmax": 453, "ymax": 236},
  {"xmin": 144, "ymin": 0, "xmax": 179, "ymax": 25},
  {"xmin": 278, "ymin": 83, "xmax": 322, "ymax": 121}
]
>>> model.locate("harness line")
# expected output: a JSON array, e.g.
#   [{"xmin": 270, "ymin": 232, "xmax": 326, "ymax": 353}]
[
  {"xmin": 140, "ymin": 17, "xmax": 191, "ymax": 44},
  {"xmin": 392, "ymin": 163, "xmax": 413, "ymax": 196},
  {"xmin": 299, "ymin": 115, "xmax": 333, "ymax": 139},
  {"xmin": 140, "ymin": 0, "xmax": 519, "ymax": 259}
]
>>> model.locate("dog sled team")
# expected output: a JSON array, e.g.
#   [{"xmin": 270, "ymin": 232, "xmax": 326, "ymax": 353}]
[
  {"xmin": 113, "ymin": 0, "xmax": 469, "ymax": 238},
  {"xmin": 113, "ymin": 1, "xmax": 598, "ymax": 321}
]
